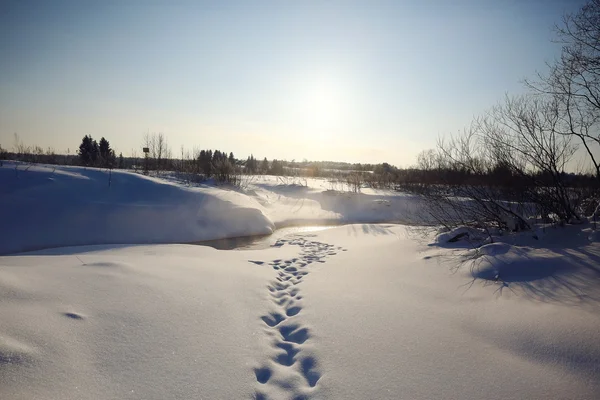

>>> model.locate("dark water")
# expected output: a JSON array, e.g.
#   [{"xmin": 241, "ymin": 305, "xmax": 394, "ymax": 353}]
[{"xmin": 189, "ymin": 226, "xmax": 334, "ymax": 250}]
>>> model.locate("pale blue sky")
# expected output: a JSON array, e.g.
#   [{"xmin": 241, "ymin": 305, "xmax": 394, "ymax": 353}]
[{"xmin": 0, "ymin": 0, "xmax": 586, "ymax": 166}]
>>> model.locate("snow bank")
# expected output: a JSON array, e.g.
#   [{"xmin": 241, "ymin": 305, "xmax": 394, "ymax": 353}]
[
  {"xmin": 1, "ymin": 164, "xmax": 433, "ymax": 254},
  {"xmin": 0, "ymin": 162, "xmax": 274, "ymax": 254},
  {"xmin": 250, "ymin": 177, "xmax": 427, "ymax": 227}
]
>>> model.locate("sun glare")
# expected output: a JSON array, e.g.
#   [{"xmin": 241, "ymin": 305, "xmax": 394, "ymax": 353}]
[{"xmin": 303, "ymin": 80, "xmax": 343, "ymax": 129}]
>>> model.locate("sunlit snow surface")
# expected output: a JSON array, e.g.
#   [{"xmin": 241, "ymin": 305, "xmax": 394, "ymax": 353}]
[
  {"xmin": 1, "ymin": 162, "xmax": 599, "ymax": 399},
  {"xmin": 0, "ymin": 162, "xmax": 424, "ymax": 255}
]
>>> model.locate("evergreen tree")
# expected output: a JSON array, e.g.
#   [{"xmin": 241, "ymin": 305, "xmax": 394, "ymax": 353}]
[
  {"xmin": 118, "ymin": 152, "xmax": 124, "ymax": 169},
  {"xmin": 78, "ymin": 135, "xmax": 101, "ymax": 166},
  {"xmin": 260, "ymin": 157, "xmax": 269, "ymax": 174},
  {"xmin": 198, "ymin": 150, "xmax": 206, "ymax": 174},
  {"xmin": 229, "ymin": 152, "xmax": 235, "ymax": 165},
  {"xmin": 78, "ymin": 135, "xmax": 93, "ymax": 165},
  {"xmin": 206, "ymin": 150, "xmax": 213, "ymax": 175},
  {"xmin": 246, "ymin": 154, "xmax": 258, "ymax": 174},
  {"xmin": 198, "ymin": 149, "xmax": 213, "ymax": 177},
  {"xmin": 108, "ymin": 149, "xmax": 116, "ymax": 168},
  {"xmin": 271, "ymin": 159, "xmax": 283, "ymax": 175},
  {"xmin": 98, "ymin": 137, "xmax": 113, "ymax": 167},
  {"xmin": 91, "ymin": 140, "xmax": 99, "ymax": 165}
]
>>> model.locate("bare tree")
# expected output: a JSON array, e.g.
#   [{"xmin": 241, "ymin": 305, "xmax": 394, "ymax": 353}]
[
  {"xmin": 13, "ymin": 133, "xmax": 30, "ymax": 159},
  {"xmin": 480, "ymin": 95, "xmax": 578, "ymax": 221},
  {"xmin": 419, "ymin": 94, "xmax": 580, "ymax": 237},
  {"xmin": 156, "ymin": 133, "xmax": 165, "ymax": 170},
  {"xmin": 526, "ymin": 0, "xmax": 600, "ymax": 179},
  {"xmin": 142, "ymin": 132, "xmax": 170, "ymax": 173},
  {"xmin": 417, "ymin": 149, "xmax": 438, "ymax": 171},
  {"xmin": 346, "ymin": 172, "xmax": 363, "ymax": 193}
]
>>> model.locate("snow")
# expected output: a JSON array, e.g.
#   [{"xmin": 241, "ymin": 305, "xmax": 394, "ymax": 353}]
[
  {"xmin": 250, "ymin": 176, "xmax": 424, "ymax": 228},
  {"xmin": 0, "ymin": 244, "xmax": 273, "ymax": 399},
  {"xmin": 0, "ymin": 162, "xmax": 275, "ymax": 254},
  {"xmin": 435, "ymin": 226, "xmax": 488, "ymax": 244},
  {"xmin": 0, "ymin": 163, "xmax": 424, "ymax": 255},
  {"xmin": 1, "ymin": 225, "xmax": 599, "ymax": 399},
  {"xmin": 1, "ymin": 162, "xmax": 600, "ymax": 399}
]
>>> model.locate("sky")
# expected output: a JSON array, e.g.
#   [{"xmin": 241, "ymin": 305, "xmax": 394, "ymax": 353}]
[{"xmin": 0, "ymin": 0, "xmax": 588, "ymax": 166}]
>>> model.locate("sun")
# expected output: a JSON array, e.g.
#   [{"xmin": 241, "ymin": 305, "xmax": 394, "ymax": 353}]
[{"xmin": 304, "ymin": 81, "xmax": 342, "ymax": 129}]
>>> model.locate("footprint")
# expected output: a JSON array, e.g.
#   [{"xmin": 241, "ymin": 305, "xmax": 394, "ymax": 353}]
[
  {"xmin": 279, "ymin": 324, "xmax": 310, "ymax": 344},
  {"xmin": 249, "ymin": 260, "xmax": 265, "ymax": 265},
  {"xmin": 261, "ymin": 312, "xmax": 286, "ymax": 327},
  {"xmin": 273, "ymin": 297, "xmax": 289, "ymax": 306},
  {"xmin": 286, "ymin": 306, "xmax": 301, "ymax": 317},
  {"xmin": 268, "ymin": 282, "xmax": 290, "ymax": 292},
  {"xmin": 274, "ymin": 342, "xmax": 300, "ymax": 366},
  {"xmin": 300, "ymin": 357, "xmax": 321, "ymax": 387},
  {"xmin": 254, "ymin": 367, "xmax": 272, "ymax": 384}
]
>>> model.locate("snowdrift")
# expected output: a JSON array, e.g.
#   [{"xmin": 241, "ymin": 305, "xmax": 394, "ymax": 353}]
[
  {"xmin": 0, "ymin": 163, "xmax": 431, "ymax": 255},
  {"xmin": 250, "ymin": 177, "xmax": 426, "ymax": 227},
  {"xmin": 0, "ymin": 162, "xmax": 274, "ymax": 254}
]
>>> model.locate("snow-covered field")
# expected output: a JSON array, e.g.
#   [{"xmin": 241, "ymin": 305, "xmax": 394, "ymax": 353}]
[
  {"xmin": 0, "ymin": 162, "xmax": 423, "ymax": 255},
  {"xmin": 1, "ymin": 162, "xmax": 599, "ymax": 399}
]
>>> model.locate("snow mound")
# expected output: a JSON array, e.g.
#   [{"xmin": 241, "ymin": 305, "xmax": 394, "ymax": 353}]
[
  {"xmin": 435, "ymin": 226, "xmax": 487, "ymax": 244},
  {"xmin": 0, "ymin": 162, "xmax": 274, "ymax": 254},
  {"xmin": 476, "ymin": 242, "xmax": 514, "ymax": 257},
  {"xmin": 471, "ymin": 242, "xmax": 576, "ymax": 284}
]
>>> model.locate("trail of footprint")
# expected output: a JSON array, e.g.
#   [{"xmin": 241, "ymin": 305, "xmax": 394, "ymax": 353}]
[{"xmin": 249, "ymin": 236, "xmax": 346, "ymax": 399}]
